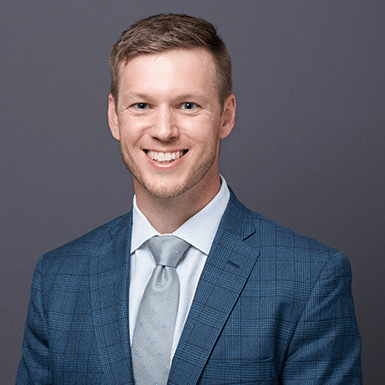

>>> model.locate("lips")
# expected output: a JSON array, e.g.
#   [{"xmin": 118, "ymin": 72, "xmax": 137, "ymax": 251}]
[{"xmin": 146, "ymin": 150, "xmax": 187, "ymax": 162}]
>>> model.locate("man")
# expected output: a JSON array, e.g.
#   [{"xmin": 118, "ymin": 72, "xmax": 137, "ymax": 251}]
[{"xmin": 16, "ymin": 14, "xmax": 362, "ymax": 384}]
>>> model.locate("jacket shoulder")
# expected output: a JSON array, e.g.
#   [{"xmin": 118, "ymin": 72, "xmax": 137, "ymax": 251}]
[
  {"xmin": 226, "ymin": 189, "xmax": 347, "ymax": 267},
  {"xmin": 35, "ymin": 212, "xmax": 131, "ymax": 274},
  {"xmin": 249, "ymin": 207, "xmax": 352, "ymax": 281}
]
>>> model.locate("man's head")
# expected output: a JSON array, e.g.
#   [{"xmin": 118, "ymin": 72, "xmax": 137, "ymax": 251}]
[
  {"xmin": 108, "ymin": 14, "xmax": 236, "ymax": 213},
  {"xmin": 109, "ymin": 13, "xmax": 232, "ymax": 109}
]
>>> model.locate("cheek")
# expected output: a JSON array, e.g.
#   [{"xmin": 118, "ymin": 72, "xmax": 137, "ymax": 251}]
[
  {"xmin": 119, "ymin": 120, "xmax": 146, "ymax": 144},
  {"xmin": 184, "ymin": 117, "xmax": 220, "ymax": 142}
]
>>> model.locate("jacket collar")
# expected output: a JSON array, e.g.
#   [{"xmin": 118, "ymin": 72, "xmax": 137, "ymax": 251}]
[
  {"xmin": 90, "ymin": 213, "xmax": 135, "ymax": 384},
  {"xmin": 169, "ymin": 188, "xmax": 260, "ymax": 384}
]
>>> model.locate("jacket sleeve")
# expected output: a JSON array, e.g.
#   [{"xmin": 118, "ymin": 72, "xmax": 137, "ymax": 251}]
[
  {"xmin": 280, "ymin": 252, "xmax": 363, "ymax": 384},
  {"xmin": 16, "ymin": 259, "xmax": 51, "ymax": 384}
]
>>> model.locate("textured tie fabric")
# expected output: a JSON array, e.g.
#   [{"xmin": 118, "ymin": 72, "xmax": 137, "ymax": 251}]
[{"xmin": 132, "ymin": 235, "xmax": 190, "ymax": 385}]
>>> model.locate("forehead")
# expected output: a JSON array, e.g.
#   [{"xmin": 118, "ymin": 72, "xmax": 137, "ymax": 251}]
[{"xmin": 117, "ymin": 48, "xmax": 218, "ymax": 96}]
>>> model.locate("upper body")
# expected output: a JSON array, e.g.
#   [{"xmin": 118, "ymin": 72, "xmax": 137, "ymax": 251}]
[
  {"xmin": 16, "ymin": 186, "xmax": 363, "ymax": 384},
  {"xmin": 16, "ymin": 13, "xmax": 363, "ymax": 385}
]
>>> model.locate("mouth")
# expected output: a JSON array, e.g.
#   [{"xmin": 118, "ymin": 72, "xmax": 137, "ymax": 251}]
[{"xmin": 145, "ymin": 150, "xmax": 188, "ymax": 163}]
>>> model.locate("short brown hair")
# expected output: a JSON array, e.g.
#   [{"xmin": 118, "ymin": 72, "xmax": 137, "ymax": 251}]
[{"xmin": 109, "ymin": 13, "xmax": 232, "ymax": 108}]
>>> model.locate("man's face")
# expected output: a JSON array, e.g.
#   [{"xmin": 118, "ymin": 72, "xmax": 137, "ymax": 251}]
[{"xmin": 108, "ymin": 48, "xmax": 236, "ymax": 202}]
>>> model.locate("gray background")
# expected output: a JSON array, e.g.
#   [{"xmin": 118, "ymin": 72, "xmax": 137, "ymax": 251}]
[{"xmin": 1, "ymin": 0, "xmax": 384, "ymax": 383}]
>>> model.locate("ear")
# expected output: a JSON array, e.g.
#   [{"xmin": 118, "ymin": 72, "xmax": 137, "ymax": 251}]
[
  {"xmin": 219, "ymin": 94, "xmax": 236, "ymax": 139},
  {"xmin": 108, "ymin": 93, "xmax": 121, "ymax": 141}
]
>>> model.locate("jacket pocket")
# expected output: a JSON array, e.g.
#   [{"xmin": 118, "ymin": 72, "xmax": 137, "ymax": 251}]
[{"xmin": 198, "ymin": 357, "xmax": 278, "ymax": 384}]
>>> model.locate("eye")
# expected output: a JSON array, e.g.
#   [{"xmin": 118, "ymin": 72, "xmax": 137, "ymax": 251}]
[
  {"xmin": 134, "ymin": 103, "xmax": 148, "ymax": 110},
  {"xmin": 181, "ymin": 102, "xmax": 196, "ymax": 110}
]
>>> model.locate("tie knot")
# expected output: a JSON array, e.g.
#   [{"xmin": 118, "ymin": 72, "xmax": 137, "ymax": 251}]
[{"xmin": 146, "ymin": 235, "xmax": 190, "ymax": 267}]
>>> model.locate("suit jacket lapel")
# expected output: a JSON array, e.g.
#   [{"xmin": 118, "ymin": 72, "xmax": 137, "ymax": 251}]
[
  {"xmin": 90, "ymin": 213, "xmax": 135, "ymax": 385},
  {"xmin": 169, "ymin": 190, "xmax": 260, "ymax": 385}
]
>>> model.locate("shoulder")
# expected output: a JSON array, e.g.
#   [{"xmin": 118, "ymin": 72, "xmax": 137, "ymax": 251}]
[
  {"xmin": 253, "ymin": 208, "xmax": 350, "ymax": 274},
  {"xmin": 226, "ymin": 188, "xmax": 351, "ymax": 277},
  {"xmin": 228, "ymin": 195, "xmax": 355, "ymax": 313},
  {"xmin": 34, "ymin": 212, "xmax": 131, "ymax": 277}
]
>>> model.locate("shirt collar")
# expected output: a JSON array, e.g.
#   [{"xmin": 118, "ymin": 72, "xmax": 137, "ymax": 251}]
[{"xmin": 131, "ymin": 175, "xmax": 230, "ymax": 255}]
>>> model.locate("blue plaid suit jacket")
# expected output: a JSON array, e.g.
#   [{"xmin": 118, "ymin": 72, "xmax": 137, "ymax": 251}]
[{"xmin": 16, "ymin": 188, "xmax": 362, "ymax": 384}]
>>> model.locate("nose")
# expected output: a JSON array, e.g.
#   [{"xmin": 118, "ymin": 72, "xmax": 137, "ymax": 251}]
[{"xmin": 150, "ymin": 106, "xmax": 178, "ymax": 142}]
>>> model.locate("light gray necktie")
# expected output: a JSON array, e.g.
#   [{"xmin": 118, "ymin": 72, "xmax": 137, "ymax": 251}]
[{"xmin": 132, "ymin": 235, "xmax": 190, "ymax": 385}]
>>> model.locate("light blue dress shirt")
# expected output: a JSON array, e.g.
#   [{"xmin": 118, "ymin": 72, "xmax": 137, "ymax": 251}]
[{"xmin": 129, "ymin": 176, "xmax": 230, "ymax": 359}]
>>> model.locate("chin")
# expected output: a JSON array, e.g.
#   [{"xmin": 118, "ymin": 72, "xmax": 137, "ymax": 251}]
[
  {"xmin": 139, "ymin": 179, "xmax": 191, "ymax": 200},
  {"xmin": 122, "ymin": 151, "xmax": 218, "ymax": 201}
]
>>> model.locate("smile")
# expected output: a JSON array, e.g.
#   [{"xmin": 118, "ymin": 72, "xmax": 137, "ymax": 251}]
[{"xmin": 146, "ymin": 150, "xmax": 187, "ymax": 162}]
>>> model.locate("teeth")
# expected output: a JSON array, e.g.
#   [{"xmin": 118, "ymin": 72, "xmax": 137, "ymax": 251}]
[{"xmin": 147, "ymin": 151, "xmax": 184, "ymax": 162}]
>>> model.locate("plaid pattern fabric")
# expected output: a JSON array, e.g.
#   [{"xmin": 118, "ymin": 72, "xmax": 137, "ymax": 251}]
[{"xmin": 16, "ymin": 188, "xmax": 362, "ymax": 384}]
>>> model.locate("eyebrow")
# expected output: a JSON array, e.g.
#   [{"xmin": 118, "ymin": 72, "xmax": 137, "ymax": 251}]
[
  {"xmin": 121, "ymin": 92, "xmax": 207, "ymax": 102},
  {"xmin": 173, "ymin": 93, "xmax": 206, "ymax": 100}
]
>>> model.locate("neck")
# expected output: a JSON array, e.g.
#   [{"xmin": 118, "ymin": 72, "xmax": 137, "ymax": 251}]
[{"xmin": 134, "ymin": 175, "xmax": 221, "ymax": 234}]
